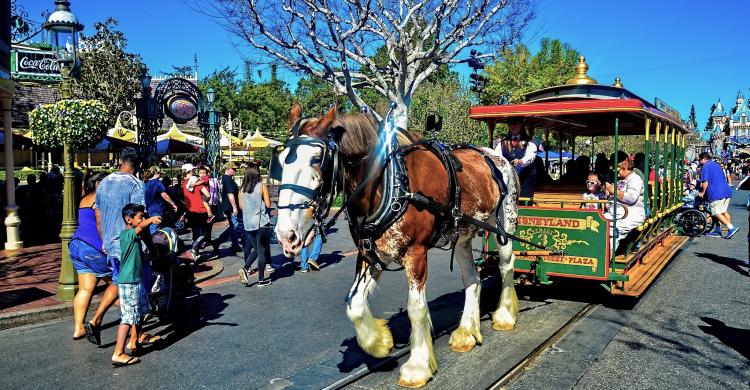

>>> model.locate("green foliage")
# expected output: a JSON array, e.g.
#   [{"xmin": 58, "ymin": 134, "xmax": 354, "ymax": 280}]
[
  {"xmin": 199, "ymin": 67, "xmax": 239, "ymax": 115},
  {"xmin": 0, "ymin": 170, "xmax": 46, "ymax": 182},
  {"xmin": 688, "ymin": 105, "xmax": 698, "ymax": 130},
  {"xmin": 251, "ymin": 147, "xmax": 273, "ymax": 167},
  {"xmin": 76, "ymin": 18, "xmax": 144, "ymax": 127},
  {"xmin": 295, "ymin": 76, "xmax": 347, "ymax": 116},
  {"xmin": 29, "ymin": 99, "xmax": 109, "ymax": 150},
  {"xmin": 482, "ymin": 38, "xmax": 579, "ymax": 105},
  {"xmin": 237, "ymin": 77, "xmax": 293, "ymax": 141},
  {"xmin": 408, "ymin": 79, "xmax": 486, "ymax": 145},
  {"xmin": 163, "ymin": 65, "xmax": 195, "ymax": 78},
  {"xmin": 705, "ymin": 103, "xmax": 716, "ymax": 131}
]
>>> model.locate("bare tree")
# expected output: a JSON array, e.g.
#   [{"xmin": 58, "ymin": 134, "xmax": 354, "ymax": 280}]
[{"xmin": 189, "ymin": 0, "xmax": 534, "ymax": 124}]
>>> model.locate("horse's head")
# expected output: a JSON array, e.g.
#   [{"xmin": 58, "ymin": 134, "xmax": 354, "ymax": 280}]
[{"xmin": 273, "ymin": 103, "xmax": 337, "ymax": 256}]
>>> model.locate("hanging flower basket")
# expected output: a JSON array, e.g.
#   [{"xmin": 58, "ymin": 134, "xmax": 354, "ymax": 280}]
[{"xmin": 29, "ymin": 99, "xmax": 109, "ymax": 150}]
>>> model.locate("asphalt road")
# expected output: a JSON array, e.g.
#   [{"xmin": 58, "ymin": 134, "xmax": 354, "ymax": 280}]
[{"xmin": 1, "ymin": 194, "xmax": 748, "ymax": 389}]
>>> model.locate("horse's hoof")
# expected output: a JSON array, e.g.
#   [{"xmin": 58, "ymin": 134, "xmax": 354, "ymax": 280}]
[
  {"xmin": 492, "ymin": 321, "xmax": 515, "ymax": 331},
  {"xmin": 397, "ymin": 363, "xmax": 433, "ymax": 388},
  {"xmin": 449, "ymin": 326, "xmax": 480, "ymax": 353},
  {"xmin": 360, "ymin": 318, "xmax": 394, "ymax": 358}
]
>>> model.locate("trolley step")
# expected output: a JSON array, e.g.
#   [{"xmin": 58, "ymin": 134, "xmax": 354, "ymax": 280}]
[{"xmin": 611, "ymin": 235, "xmax": 688, "ymax": 297}]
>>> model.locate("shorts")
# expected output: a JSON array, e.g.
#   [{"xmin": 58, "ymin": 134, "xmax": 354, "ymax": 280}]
[
  {"xmin": 69, "ymin": 239, "xmax": 111, "ymax": 278},
  {"xmin": 118, "ymin": 283, "xmax": 144, "ymax": 325},
  {"xmin": 709, "ymin": 198, "xmax": 730, "ymax": 215}
]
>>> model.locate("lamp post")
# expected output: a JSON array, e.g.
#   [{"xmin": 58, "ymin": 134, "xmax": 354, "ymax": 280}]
[
  {"xmin": 220, "ymin": 113, "xmax": 244, "ymax": 163},
  {"xmin": 200, "ymin": 87, "xmax": 220, "ymax": 171},
  {"xmin": 44, "ymin": 0, "xmax": 83, "ymax": 301},
  {"xmin": 135, "ymin": 66, "xmax": 160, "ymax": 167}
]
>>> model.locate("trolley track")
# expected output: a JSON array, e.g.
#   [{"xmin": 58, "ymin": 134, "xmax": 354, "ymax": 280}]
[{"xmin": 322, "ymin": 300, "xmax": 599, "ymax": 390}]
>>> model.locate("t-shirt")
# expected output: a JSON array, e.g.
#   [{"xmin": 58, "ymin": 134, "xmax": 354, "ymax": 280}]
[
  {"xmin": 95, "ymin": 172, "xmax": 145, "ymax": 258},
  {"xmin": 220, "ymin": 174, "xmax": 239, "ymax": 213},
  {"xmin": 183, "ymin": 178, "xmax": 207, "ymax": 213},
  {"xmin": 118, "ymin": 228, "xmax": 143, "ymax": 284},
  {"xmin": 144, "ymin": 178, "xmax": 166, "ymax": 217},
  {"xmin": 700, "ymin": 160, "xmax": 732, "ymax": 201}
]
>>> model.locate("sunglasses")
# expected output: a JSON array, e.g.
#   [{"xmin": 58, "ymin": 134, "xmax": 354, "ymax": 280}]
[{"xmin": 586, "ymin": 180, "xmax": 600, "ymax": 186}]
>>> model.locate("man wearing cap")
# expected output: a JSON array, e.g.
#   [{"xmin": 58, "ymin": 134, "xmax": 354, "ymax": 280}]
[
  {"xmin": 699, "ymin": 152, "xmax": 739, "ymax": 238},
  {"xmin": 495, "ymin": 118, "xmax": 538, "ymax": 199},
  {"xmin": 212, "ymin": 162, "xmax": 242, "ymax": 253}
]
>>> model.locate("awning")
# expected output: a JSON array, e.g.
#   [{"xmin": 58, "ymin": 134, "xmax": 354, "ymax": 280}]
[
  {"xmin": 157, "ymin": 123, "xmax": 203, "ymax": 144},
  {"xmin": 107, "ymin": 118, "xmax": 137, "ymax": 142},
  {"xmin": 243, "ymin": 128, "xmax": 281, "ymax": 150}
]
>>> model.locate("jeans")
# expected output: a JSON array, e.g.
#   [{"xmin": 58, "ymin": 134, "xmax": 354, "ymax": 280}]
[
  {"xmin": 300, "ymin": 235, "xmax": 323, "ymax": 270},
  {"xmin": 243, "ymin": 225, "xmax": 273, "ymax": 280},
  {"xmin": 214, "ymin": 210, "xmax": 241, "ymax": 249},
  {"xmin": 186, "ymin": 211, "xmax": 211, "ymax": 253}
]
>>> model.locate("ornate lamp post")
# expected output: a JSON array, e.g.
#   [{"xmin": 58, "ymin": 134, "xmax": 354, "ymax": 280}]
[
  {"xmin": 220, "ymin": 113, "xmax": 244, "ymax": 163},
  {"xmin": 43, "ymin": 0, "xmax": 83, "ymax": 300},
  {"xmin": 135, "ymin": 66, "xmax": 160, "ymax": 167},
  {"xmin": 200, "ymin": 87, "xmax": 220, "ymax": 171}
]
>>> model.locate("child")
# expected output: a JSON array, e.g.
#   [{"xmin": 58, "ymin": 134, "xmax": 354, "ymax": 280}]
[
  {"xmin": 112, "ymin": 204, "xmax": 161, "ymax": 367},
  {"xmin": 683, "ymin": 181, "xmax": 698, "ymax": 209},
  {"xmin": 186, "ymin": 166, "xmax": 215, "ymax": 222},
  {"xmin": 582, "ymin": 172, "xmax": 607, "ymax": 210}
]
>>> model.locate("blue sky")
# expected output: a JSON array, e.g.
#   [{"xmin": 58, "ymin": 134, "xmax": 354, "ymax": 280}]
[{"xmin": 20, "ymin": 0, "xmax": 750, "ymax": 127}]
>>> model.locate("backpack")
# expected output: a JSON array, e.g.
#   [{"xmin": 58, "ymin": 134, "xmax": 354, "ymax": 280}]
[{"xmin": 207, "ymin": 177, "xmax": 220, "ymax": 206}]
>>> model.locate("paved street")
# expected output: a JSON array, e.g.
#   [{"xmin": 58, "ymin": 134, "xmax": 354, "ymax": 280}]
[{"xmin": 0, "ymin": 196, "xmax": 748, "ymax": 389}]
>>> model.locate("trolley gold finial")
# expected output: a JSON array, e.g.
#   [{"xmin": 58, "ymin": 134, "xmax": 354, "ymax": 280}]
[
  {"xmin": 613, "ymin": 77, "xmax": 623, "ymax": 88},
  {"xmin": 566, "ymin": 56, "xmax": 598, "ymax": 85}
]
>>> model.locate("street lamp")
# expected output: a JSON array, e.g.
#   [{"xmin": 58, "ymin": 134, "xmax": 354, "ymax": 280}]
[
  {"xmin": 220, "ymin": 113, "xmax": 244, "ymax": 163},
  {"xmin": 200, "ymin": 87, "xmax": 220, "ymax": 171},
  {"xmin": 135, "ymin": 66, "xmax": 160, "ymax": 167},
  {"xmin": 44, "ymin": 0, "xmax": 83, "ymax": 301}
]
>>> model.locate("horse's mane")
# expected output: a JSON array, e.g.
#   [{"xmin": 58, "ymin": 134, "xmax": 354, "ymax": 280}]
[{"xmin": 332, "ymin": 113, "xmax": 419, "ymax": 158}]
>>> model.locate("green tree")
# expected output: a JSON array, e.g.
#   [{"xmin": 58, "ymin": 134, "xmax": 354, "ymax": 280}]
[
  {"xmin": 163, "ymin": 65, "xmax": 195, "ymax": 78},
  {"xmin": 236, "ymin": 71, "xmax": 293, "ymax": 141},
  {"xmin": 688, "ymin": 104, "xmax": 698, "ymax": 130},
  {"xmin": 705, "ymin": 103, "xmax": 716, "ymax": 131},
  {"xmin": 199, "ymin": 67, "xmax": 239, "ymax": 116},
  {"xmin": 482, "ymin": 38, "xmax": 580, "ymax": 105},
  {"xmin": 294, "ymin": 76, "xmax": 346, "ymax": 117},
  {"xmin": 75, "ymin": 18, "xmax": 144, "ymax": 126}
]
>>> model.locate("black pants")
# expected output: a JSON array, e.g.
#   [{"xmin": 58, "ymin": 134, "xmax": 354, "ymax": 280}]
[
  {"xmin": 243, "ymin": 225, "xmax": 273, "ymax": 280},
  {"xmin": 186, "ymin": 211, "xmax": 211, "ymax": 252}
]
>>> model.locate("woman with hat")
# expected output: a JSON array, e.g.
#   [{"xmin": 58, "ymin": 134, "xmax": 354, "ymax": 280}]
[{"xmin": 603, "ymin": 150, "xmax": 646, "ymax": 250}]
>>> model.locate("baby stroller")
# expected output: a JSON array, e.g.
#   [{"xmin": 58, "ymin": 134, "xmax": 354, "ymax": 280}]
[
  {"xmin": 675, "ymin": 196, "xmax": 714, "ymax": 237},
  {"xmin": 148, "ymin": 227, "xmax": 201, "ymax": 323}
]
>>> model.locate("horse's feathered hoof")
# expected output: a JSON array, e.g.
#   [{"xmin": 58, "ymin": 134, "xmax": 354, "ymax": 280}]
[
  {"xmin": 449, "ymin": 326, "xmax": 482, "ymax": 352},
  {"xmin": 397, "ymin": 362, "xmax": 434, "ymax": 388},
  {"xmin": 360, "ymin": 318, "xmax": 394, "ymax": 358},
  {"xmin": 491, "ymin": 321, "xmax": 515, "ymax": 331}
]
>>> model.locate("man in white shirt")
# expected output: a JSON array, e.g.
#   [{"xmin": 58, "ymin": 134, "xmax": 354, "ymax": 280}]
[
  {"xmin": 495, "ymin": 119, "xmax": 538, "ymax": 199},
  {"xmin": 604, "ymin": 151, "xmax": 646, "ymax": 250}
]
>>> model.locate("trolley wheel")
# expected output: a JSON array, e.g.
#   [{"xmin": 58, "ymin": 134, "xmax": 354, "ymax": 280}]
[{"xmin": 678, "ymin": 209, "xmax": 707, "ymax": 237}]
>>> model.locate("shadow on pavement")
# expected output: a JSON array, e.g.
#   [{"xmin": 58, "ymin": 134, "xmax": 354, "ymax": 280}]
[
  {"xmin": 698, "ymin": 317, "xmax": 750, "ymax": 360},
  {"xmin": 695, "ymin": 252, "xmax": 748, "ymax": 276}
]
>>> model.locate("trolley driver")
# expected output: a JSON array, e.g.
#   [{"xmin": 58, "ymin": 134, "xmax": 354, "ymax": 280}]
[{"xmin": 496, "ymin": 118, "xmax": 537, "ymax": 199}]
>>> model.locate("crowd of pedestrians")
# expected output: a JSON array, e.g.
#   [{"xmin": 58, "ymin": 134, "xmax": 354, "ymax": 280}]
[{"xmin": 59, "ymin": 147, "xmax": 326, "ymax": 366}]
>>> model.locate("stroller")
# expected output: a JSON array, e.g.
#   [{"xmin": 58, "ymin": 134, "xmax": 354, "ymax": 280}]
[{"xmin": 148, "ymin": 227, "xmax": 201, "ymax": 323}]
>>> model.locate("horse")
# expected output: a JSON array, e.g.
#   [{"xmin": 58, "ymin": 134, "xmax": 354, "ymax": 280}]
[{"xmin": 274, "ymin": 104, "xmax": 520, "ymax": 388}]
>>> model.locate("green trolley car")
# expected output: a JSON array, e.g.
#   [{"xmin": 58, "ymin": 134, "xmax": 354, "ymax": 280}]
[{"xmin": 471, "ymin": 57, "xmax": 689, "ymax": 297}]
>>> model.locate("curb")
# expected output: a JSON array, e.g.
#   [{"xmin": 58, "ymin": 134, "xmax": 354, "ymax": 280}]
[{"xmin": 0, "ymin": 259, "xmax": 225, "ymax": 332}]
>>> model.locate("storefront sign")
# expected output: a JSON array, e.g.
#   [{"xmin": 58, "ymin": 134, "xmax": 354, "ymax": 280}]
[
  {"xmin": 166, "ymin": 95, "xmax": 198, "ymax": 123},
  {"xmin": 654, "ymin": 98, "xmax": 681, "ymax": 121},
  {"xmin": 11, "ymin": 47, "xmax": 61, "ymax": 81}
]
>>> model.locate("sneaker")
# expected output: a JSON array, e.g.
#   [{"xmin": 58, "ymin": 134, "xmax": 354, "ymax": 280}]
[
  {"xmin": 300, "ymin": 268, "xmax": 309, "ymax": 273},
  {"xmin": 725, "ymin": 227, "xmax": 740, "ymax": 239},
  {"xmin": 307, "ymin": 260, "xmax": 320, "ymax": 271},
  {"xmin": 705, "ymin": 231, "xmax": 723, "ymax": 238},
  {"xmin": 239, "ymin": 268, "xmax": 249, "ymax": 286},
  {"xmin": 257, "ymin": 278, "xmax": 272, "ymax": 287},
  {"xmin": 265, "ymin": 264, "xmax": 275, "ymax": 273}
]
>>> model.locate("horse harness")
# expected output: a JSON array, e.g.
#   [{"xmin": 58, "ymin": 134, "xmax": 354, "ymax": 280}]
[{"xmin": 271, "ymin": 114, "xmax": 555, "ymax": 274}]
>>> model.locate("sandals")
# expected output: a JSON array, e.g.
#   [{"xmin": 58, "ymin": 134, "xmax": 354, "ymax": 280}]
[
  {"xmin": 112, "ymin": 356, "xmax": 140, "ymax": 367},
  {"xmin": 138, "ymin": 333, "xmax": 162, "ymax": 347},
  {"xmin": 83, "ymin": 322, "xmax": 101, "ymax": 345}
]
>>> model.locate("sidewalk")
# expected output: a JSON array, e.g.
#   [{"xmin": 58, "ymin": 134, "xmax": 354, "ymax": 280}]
[{"xmin": 0, "ymin": 229, "xmax": 226, "ymax": 329}]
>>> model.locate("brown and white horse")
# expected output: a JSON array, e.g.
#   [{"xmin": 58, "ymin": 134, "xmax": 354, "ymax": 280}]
[{"xmin": 274, "ymin": 104, "xmax": 520, "ymax": 388}]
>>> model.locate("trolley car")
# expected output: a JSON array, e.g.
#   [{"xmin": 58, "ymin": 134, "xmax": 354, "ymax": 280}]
[{"xmin": 472, "ymin": 57, "xmax": 689, "ymax": 297}]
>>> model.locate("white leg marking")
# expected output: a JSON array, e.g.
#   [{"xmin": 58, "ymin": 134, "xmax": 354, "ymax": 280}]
[
  {"xmin": 398, "ymin": 284, "xmax": 437, "ymax": 388},
  {"xmin": 449, "ymin": 238, "xmax": 483, "ymax": 352},
  {"xmin": 346, "ymin": 266, "xmax": 393, "ymax": 358},
  {"xmin": 492, "ymin": 239, "xmax": 519, "ymax": 331}
]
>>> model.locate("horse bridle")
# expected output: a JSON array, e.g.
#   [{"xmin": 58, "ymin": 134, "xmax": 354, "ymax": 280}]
[{"xmin": 270, "ymin": 118, "xmax": 343, "ymax": 240}]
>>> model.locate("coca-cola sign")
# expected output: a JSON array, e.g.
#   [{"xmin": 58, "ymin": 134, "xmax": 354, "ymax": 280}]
[{"xmin": 11, "ymin": 48, "xmax": 62, "ymax": 79}]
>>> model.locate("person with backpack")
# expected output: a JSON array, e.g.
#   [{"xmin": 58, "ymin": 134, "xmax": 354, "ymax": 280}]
[{"xmin": 212, "ymin": 162, "xmax": 242, "ymax": 254}]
